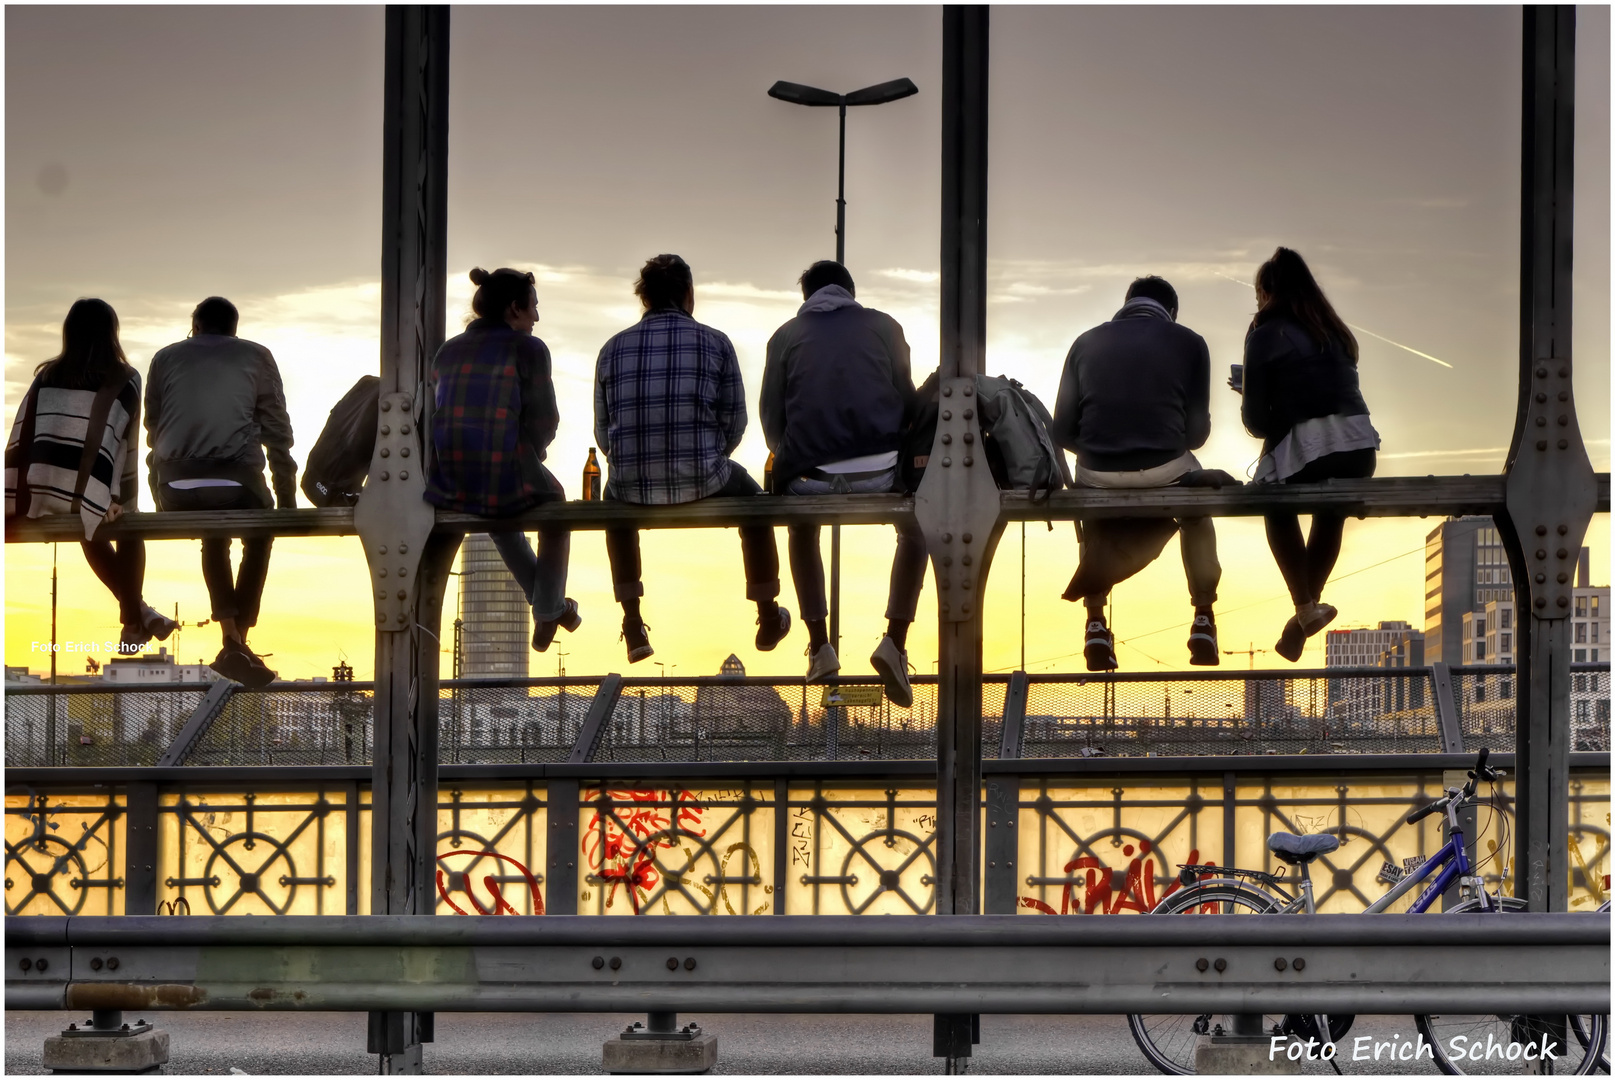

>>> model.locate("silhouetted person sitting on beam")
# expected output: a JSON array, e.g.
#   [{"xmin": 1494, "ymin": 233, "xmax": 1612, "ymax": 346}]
[
  {"xmin": 1237, "ymin": 247, "xmax": 1378, "ymax": 662},
  {"xmin": 426, "ymin": 267, "xmax": 578, "ymax": 652},
  {"xmin": 146, "ymin": 296, "xmax": 294, "ymax": 688},
  {"xmin": 1051, "ymin": 276, "xmax": 1224, "ymax": 672},
  {"xmin": 594, "ymin": 254, "xmax": 791, "ymax": 663},
  {"xmin": 6, "ymin": 298, "xmax": 176, "ymax": 652},
  {"xmin": 761, "ymin": 260, "xmax": 925, "ymax": 706}
]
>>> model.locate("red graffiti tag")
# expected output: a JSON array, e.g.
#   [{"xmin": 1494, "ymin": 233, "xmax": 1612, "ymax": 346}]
[
  {"xmin": 435, "ymin": 849, "xmax": 545, "ymax": 915},
  {"xmin": 582, "ymin": 787, "xmax": 707, "ymax": 914},
  {"xmin": 1019, "ymin": 842, "xmax": 1215, "ymax": 915}
]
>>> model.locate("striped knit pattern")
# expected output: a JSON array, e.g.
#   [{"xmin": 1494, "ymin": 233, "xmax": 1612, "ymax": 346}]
[
  {"xmin": 5, "ymin": 374, "xmax": 140, "ymax": 540},
  {"xmin": 592, "ymin": 309, "xmax": 746, "ymax": 505}
]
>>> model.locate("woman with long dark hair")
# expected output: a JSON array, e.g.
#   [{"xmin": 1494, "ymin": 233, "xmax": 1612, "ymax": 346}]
[
  {"xmin": 1239, "ymin": 248, "xmax": 1379, "ymax": 661},
  {"xmin": 5, "ymin": 298, "xmax": 174, "ymax": 651}
]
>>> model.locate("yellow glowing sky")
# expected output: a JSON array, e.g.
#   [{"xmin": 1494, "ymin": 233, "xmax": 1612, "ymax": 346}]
[{"xmin": 5, "ymin": 6, "xmax": 1609, "ymax": 683}]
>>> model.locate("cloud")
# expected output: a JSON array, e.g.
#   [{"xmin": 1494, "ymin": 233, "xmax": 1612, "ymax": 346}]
[{"xmin": 879, "ymin": 268, "xmax": 940, "ymax": 284}]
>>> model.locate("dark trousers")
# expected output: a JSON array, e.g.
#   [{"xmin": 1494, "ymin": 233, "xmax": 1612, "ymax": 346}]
[
  {"xmin": 80, "ymin": 539, "xmax": 145, "ymax": 627},
  {"xmin": 605, "ymin": 462, "xmax": 780, "ymax": 603},
  {"xmin": 161, "ymin": 485, "xmax": 273, "ymax": 628},
  {"xmin": 787, "ymin": 523, "xmax": 928, "ymax": 623},
  {"xmin": 1265, "ymin": 448, "xmax": 1376, "ymax": 606}
]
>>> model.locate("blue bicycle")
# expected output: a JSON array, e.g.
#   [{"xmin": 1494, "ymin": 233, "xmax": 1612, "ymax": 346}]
[{"xmin": 1127, "ymin": 749, "xmax": 1608, "ymax": 1074}]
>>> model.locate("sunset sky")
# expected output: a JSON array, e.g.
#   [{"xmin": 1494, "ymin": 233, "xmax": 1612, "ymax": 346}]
[{"xmin": 5, "ymin": 6, "xmax": 1609, "ymax": 682}]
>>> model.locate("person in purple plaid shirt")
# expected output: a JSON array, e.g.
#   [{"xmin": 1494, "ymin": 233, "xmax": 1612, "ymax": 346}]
[
  {"xmin": 427, "ymin": 267, "xmax": 580, "ymax": 652},
  {"xmin": 593, "ymin": 254, "xmax": 791, "ymax": 663}
]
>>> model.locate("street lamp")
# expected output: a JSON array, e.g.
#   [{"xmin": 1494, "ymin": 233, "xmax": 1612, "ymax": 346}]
[{"xmin": 767, "ymin": 75, "xmax": 918, "ymax": 657}]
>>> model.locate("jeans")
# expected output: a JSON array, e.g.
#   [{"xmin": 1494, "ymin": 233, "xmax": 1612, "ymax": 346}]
[
  {"xmin": 605, "ymin": 460, "xmax": 780, "ymax": 603},
  {"xmin": 489, "ymin": 527, "xmax": 571, "ymax": 622},
  {"xmin": 784, "ymin": 468, "xmax": 928, "ymax": 623},
  {"xmin": 160, "ymin": 484, "xmax": 273, "ymax": 628},
  {"xmin": 1265, "ymin": 447, "xmax": 1377, "ymax": 605},
  {"xmin": 80, "ymin": 538, "xmax": 146, "ymax": 627},
  {"xmin": 1063, "ymin": 452, "xmax": 1221, "ymax": 608}
]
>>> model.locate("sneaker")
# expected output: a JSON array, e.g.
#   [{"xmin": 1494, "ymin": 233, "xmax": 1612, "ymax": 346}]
[
  {"xmin": 1275, "ymin": 617, "xmax": 1306, "ymax": 663},
  {"xmin": 141, "ymin": 605, "xmax": 177, "ymax": 642},
  {"xmin": 621, "ymin": 617, "xmax": 654, "ymax": 664},
  {"xmin": 755, "ymin": 605, "xmax": 792, "ymax": 652},
  {"xmin": 806, "ymin": 643, "xmax": 840, "ymax": 684},
  {"xmin": 209, "ymin": 640, "xmax": 277, "ymax": 689},
  {"xmin": 869, "ymin": 635, "xmax": 914, "ymax": 709},
  {"xmin": 533, "ymin": 598, "xmax": 582, "ymax": 652},
  {"xmin": 119, "ymin": 623, "xmax": 152, "ymax": 654},
  {"xmin": 1084, "ymin": 619, "xmax": 1118, "ymax": 672},
  {"xmin": 1300, "ymin": 602, "xmax": 1338, "ymax": 637},
  {"xmin": 1187, "ymin": 612, "xmax": 1219, "ymax": 666}
]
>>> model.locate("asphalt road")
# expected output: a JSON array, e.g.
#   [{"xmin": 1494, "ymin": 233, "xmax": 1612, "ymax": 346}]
[{"xmin": 6, "ymin": 1010, "xmax": 1472, "ymax": 1075}]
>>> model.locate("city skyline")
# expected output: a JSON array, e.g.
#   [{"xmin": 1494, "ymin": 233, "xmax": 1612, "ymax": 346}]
[{"xmin": 5, "ymin": 6, "xmax": 1610, "ymax": 681}]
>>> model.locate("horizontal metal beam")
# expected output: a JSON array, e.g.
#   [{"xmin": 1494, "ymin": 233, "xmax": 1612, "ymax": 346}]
[
  {"xmin": 6, "ymin": 753, "xmax": 1609, "ymax": 786},
  {"xmin": 6, "ymin": 475, "xmax": 1608, "ymax": 542},
  {"xmin": 6, "ymin": 914, "xmax": 1606, "ymax": 1015}
]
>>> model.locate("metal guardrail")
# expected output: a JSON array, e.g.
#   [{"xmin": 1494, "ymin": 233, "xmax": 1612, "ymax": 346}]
[{"xmin": 6, "ymin": 913, "xmax": 1608, "ymax": 1015}]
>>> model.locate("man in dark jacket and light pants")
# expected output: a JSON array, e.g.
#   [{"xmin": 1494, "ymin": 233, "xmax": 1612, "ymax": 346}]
[
  {"xmin": 1050, "ymin": 276, "xmax": 1222, "ymax": 671},
  {"xmin": 761, "ymin": 261, "xmax": 925, "ymax": 707}
]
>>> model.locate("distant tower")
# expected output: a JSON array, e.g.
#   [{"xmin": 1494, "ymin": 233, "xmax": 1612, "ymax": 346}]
[
  {"xmin": 1424, "ymin": 517, "xmax": 1511, "ymax": 666},
  {"xmin": 458, "ymin": 534, "xmax": 529, "ymax": 678}
]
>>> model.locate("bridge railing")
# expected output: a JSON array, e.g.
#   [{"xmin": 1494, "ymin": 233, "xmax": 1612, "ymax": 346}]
[{"xmin": 5, "ymin": 749, "xmax": 1607, "ymax": 920}]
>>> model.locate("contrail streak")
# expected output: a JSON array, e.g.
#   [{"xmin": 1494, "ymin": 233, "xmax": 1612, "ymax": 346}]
[{"xmin": 1213, "ymin": 271, "xmax": 1453, "ymax": 369}]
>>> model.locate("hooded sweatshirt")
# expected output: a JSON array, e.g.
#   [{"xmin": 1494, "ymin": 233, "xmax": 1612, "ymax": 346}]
[
  {"xmin": 760, "ymin": 286, "xmax": 916, "ymax": 480},
  {"xmin": 1050, "ymin": 297, "xmax": 1211, "ymax": 472}
]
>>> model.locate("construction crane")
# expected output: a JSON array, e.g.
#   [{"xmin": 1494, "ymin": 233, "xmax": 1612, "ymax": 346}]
[{"xmin": 1222, "ymin": 643, "xmax": 1271, "ymax": 670}]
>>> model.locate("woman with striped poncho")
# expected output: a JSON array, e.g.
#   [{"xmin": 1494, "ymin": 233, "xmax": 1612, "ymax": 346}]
[{"xmin": 5, "ymin": 298, "xmax": 175, "ymax": 653}]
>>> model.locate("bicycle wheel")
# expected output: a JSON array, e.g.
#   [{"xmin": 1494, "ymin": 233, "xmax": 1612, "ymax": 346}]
[
  {"xmin": 1127, "ymin": 881, "xmax": 1290, "ymax": 1075},
  {"xmin": 1416, "ymin": 896, "xmax": 1606, "ymax": 1075}
]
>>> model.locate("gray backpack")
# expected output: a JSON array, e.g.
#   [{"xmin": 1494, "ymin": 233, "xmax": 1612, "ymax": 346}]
[{"xmin": 974, "ymin": 374, "xmax": 1072, "ymax": 501}]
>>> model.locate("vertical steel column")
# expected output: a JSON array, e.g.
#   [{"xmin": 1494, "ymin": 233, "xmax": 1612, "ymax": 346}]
[
  {"xmin": 1498, "ymin": 5, "xmax": 1591, "ymax": 916},
  {"xmin": 918, "ymin": 4, "xmax": 996, "ymax": 919},
  {"xmin": 356, "ymin": 7, "xmax": 450, "ymax": 1073}
]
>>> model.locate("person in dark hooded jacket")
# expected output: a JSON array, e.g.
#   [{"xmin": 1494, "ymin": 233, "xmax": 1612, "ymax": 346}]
[{"xmin": 761, "ymin": 261, "xmax": 924, "ymax": 707}]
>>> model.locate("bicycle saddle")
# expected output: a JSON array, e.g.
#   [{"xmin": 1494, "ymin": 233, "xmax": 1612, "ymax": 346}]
[{"xmin": 1267, "ymin": 831, "xmax": 1340, "ymax": 864}]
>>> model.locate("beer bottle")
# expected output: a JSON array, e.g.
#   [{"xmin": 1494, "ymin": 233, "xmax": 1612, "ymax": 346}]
[
  {"xmin": 764, "ymin": 451, "xmax": 776, "ymax": 494},
  {"xmin": 582, "ymin": 447, "xmax": 602, "ymax": 500}
]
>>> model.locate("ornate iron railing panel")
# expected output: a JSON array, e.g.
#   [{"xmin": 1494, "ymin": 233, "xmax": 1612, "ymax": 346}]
[{"xmin": 3, "ymin": 788, "xmax": 126, "ymax": 916}]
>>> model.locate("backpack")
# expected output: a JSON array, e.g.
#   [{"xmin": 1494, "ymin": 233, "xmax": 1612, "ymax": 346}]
[
  {"xmin": 301, "ymin": 375, "xmax": 379, "ymax": 507},
  {"xmin": 973, "ymin": 374, "xmax": 1072, "ymax": 501},
  {"xmin": 902, "ymin": 371, "xmax": 1070, "ymax": 501}
]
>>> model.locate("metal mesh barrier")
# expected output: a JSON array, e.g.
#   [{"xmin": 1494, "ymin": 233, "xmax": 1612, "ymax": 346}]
[
  {"xmin": 1452, "ymin": 663, "xmax": 1610, "ymax": 753},
  {"xmin": 4, "ymin": 688, "xmax": 207, "ymax": 767},
  {"xmin": 439, "ymin": 679, "xmax": 606, "ymax": 764},
  {"xmin": 186, "ymin": 687, "xmax": 375, "ymax": 766},
  {"xmin": 6, "ymin": 666, "xmax": 1608, "ymax": 765},
  {"xmin": 1020, "ymin": 672, "xmax": 1441, "ymax": 757}
]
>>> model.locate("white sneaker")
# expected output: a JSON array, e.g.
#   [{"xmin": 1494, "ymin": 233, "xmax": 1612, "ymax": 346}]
[
  {"xmin": 806, "ymin": 643, "xmax": 840, "ymax": 684},
  {"xmin": 870, "ymin": 635, "xmax": 914, "ymax": 709}
]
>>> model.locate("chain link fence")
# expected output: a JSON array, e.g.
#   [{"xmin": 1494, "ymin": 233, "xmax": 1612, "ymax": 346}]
[{"xmin": 7, "ymin": 666, "xmax": 1609, "ymax": 766}]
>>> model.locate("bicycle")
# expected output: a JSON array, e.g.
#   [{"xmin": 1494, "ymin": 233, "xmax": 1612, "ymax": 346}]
[{"xmin": 1126, "ymin": 749, "xmax": 1608, "ymax": 1075}]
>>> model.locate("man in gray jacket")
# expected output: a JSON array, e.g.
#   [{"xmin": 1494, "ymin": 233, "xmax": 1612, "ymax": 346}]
[
  {"xmin": 146, "ymin": 296, "xmax": 296, "ymax": 688},
  {"xmin": 1051, "ymin": 276, "xmax": 1222, "ymax": 672},
  {"xmin": 761, "ymin": 261, "xmax": 924, "ymax": 706}
]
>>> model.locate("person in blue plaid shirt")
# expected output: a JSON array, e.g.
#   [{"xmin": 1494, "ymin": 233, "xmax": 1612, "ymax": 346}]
[
  {"xmin": 427, "ymin": 267, "xmax": 580, "ymax": 652},
  {"xmin": 593, "ymin": 254, "xmax": 791, "ymax": 663}
]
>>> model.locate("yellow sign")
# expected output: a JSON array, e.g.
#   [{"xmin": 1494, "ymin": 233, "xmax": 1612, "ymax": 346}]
[{"xmin": 820, "ymin": 685, "xmax": 885, "ymax": 708}]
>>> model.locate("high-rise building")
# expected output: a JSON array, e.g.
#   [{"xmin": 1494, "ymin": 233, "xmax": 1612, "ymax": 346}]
[
  {"xmin": 1324, "ymin": 621, "xmax": 1426, "ymax": 724},
  {"xmin": 1424, "ymin": 518, "xmax": 1513, "ymax": 665},
  {"xmin": 457, "ymin": 533, "xmax": 529, "ymax": 679}
]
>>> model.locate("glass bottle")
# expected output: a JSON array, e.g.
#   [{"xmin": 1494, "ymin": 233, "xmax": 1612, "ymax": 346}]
[
  {"xmin": 582, "ymin": 447, "xmax": 601, "ymax": 501},
  {"xmin": 764, "ymin": 451, "xmax": 776, "ymax": 494}
]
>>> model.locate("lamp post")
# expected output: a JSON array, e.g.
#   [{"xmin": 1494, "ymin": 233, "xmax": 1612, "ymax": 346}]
[{"xmin": 767, "ymin": 76, "xmax": 918, "ymax": 658}]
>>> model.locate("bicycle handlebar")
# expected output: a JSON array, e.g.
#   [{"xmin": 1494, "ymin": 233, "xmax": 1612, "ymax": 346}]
[{"xmin": 1408, "ymin": 749, "xmax": 1496, "ymax": 823}]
